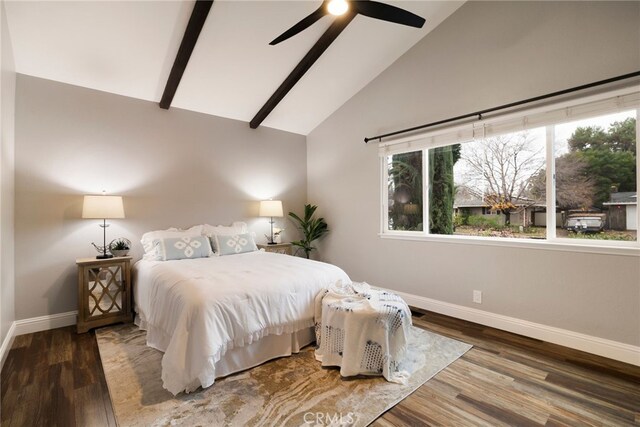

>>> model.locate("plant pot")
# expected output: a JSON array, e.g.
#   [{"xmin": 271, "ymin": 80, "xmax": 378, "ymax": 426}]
[{"xmin": 110, "ymin": 250, "xmax": 129, "ymax": 257}]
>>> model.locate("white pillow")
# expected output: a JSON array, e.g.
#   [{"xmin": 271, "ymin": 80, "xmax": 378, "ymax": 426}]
[
  {"xmin": 140, "ymin": 225, "xmax": 204, "ymax": 259},
  {"xmin": 202, "ymin": 222, "xmax": 248, "ymax": 237}
]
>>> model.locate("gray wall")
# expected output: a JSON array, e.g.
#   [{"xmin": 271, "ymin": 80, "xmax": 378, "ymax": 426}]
[
  {"xmin": 1, "ymin": 0, "xmax": 16, "ymax": 345},
  {"xmin": 307, "ymin": 1, "xmax": 640, "ymax": 345},
  {"xmin": 14, "ymin": 75, "xmax": 306, "ymax": 320}
]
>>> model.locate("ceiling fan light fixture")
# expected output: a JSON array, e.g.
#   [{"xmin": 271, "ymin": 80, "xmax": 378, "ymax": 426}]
[{"xmin": 327, "ymin": 0, "xmax": 349, "ymax": 16}]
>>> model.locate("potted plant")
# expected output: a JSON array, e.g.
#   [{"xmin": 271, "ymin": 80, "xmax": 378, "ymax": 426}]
[
  {"xmin": 273, "ymin": 227, "xmax": 284, "ymax": 244},
  {"xmin": 288, "ymin": 204, "xmax": 329, "ymax": 259},
  {"xmin": 109, "ymin": 238, "xmax": 131, "ymax": 257},
  {"xmin": 264, "ymin": 227, "xmax": 285, "ymax": 244}
]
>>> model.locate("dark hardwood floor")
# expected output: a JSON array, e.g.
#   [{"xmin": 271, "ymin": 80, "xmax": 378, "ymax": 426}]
[
  {"xmin": 2, "ymin": 310, "xmax": 639, "ymax": 426},
  {"xmin": 1, "ymin": 326, "xmax": 115, "ymax": 427}
]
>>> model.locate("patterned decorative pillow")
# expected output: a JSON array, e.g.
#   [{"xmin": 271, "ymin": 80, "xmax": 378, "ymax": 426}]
[
  {"xmin": 212, "ymin": 233, "xmax": 258, "ymax": 256},
  {"xmin": 153, "ymin": 236, "xmax": 212, "ymax": 261},
  {"xmin": 141, "ymin": 225, "xmax": 204, "ymax": 259}
]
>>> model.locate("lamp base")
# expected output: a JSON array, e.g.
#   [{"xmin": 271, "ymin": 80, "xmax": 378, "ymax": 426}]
[
  {"xmin": 267, "ymin": 242, "xmax": 277, "ymax": 245},
  {"xmin": 96, "ymin": 254, "xmax": 114, "ymax": 259}
]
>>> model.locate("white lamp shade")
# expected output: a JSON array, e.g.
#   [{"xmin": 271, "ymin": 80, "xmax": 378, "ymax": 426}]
[
  {"xmin": 82, "ymin": 195, "xmax": 125, "ymax": 219},
  {"xmin": 259, "ymin": 200, "xmax": 283, "ymax": 217}
]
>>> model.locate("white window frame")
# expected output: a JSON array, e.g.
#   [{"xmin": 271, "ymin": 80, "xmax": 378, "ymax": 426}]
[{"xmin": 379, "ymin": 87, "xmax": 640, "ymax": 256}]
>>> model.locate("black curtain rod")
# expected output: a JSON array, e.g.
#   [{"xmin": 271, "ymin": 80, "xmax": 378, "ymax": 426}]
[{"xmin": 364, "ymin": 70, "xmax": 640, "ymax": 143}]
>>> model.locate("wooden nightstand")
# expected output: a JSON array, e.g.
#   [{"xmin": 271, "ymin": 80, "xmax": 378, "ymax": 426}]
[
  {"xmin": 76, "ymin": 256, "xmax": 133, "ymax": 333},
  {"xmin": 257, "ymin": 242, "xmax": 293, "ymax": 255}
]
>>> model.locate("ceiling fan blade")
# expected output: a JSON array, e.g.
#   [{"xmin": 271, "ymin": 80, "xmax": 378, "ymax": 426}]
[
  {"xmin": 354, "ymin": 1, "xmax": 425, "ymax": 28},
  {"xmin": 270, "ymin": 5, "xmax": 328, "ymax": 45}
]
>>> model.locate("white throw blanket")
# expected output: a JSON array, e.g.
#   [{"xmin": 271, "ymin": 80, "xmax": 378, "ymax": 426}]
[{"xmin": 314, "ymin": 282, "xmax": 413, "ymax": 384}]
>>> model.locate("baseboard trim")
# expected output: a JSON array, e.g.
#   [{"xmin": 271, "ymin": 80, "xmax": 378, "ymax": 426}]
[
  {"xmin": 14, "ymin": 311, "xmax": 77, "ymax": 336},
  {"xmin": 391, "ymin": 289, "xmax": 640, "ymax": 367},
  {"xmin": 4, "ymin": 299, "xmax": 639, "ymax": 367},
  {"xmin": 0, "ymin": 322, "xmax": 17, "ymax": 371}
]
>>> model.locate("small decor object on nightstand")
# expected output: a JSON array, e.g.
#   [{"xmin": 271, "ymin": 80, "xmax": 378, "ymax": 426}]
[
  {"xmin": 273, "ymin": 227, "xmax": 284, "ymax": 244},
  {"xmin": 257, "ymin": 242, "xmax": 293, "ymax": 255},
  {"xmin": 109, "ymin": 238, "xmax": 131, "ymax": 257},
  {"xmin": 82, "ymin": 192, "xmax": 125, "ymax": 259},
  {"xmin": 76, "ymin": 256, "xmax": 132, "ymax": 333}
]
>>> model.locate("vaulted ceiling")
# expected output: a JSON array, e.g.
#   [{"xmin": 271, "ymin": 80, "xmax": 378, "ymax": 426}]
[{"xmin": 4, "ymin": 1, "xmax": 463, "ymax": 135}]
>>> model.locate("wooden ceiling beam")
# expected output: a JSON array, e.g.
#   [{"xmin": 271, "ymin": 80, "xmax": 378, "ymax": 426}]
[
  {"xmin": 250, "ymin": 11, "xmax": 357, "ymax": 129},
  {"xmin": 159, "ymin": 0, "xmax": 214, "ymax": 110}
]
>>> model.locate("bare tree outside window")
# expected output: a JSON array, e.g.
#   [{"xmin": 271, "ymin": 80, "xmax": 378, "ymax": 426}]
[
  {"xmin": 460, "ymin": 130, "xmax": 545, "ymax": 226},
  {"xmin": 530, "ymin": 153, "xmax": 596, "ymax": 210}
]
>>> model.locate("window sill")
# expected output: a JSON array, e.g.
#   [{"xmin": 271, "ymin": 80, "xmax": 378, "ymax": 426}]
[{"xmin": 378, "ymin": 232, "xmax": 640, "ymax": 257}]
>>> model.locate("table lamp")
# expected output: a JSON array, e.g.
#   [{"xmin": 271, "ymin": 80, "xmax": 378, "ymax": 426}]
[
  {"xmin": 82, "ymin": 194, "xmax": 125, "ymax": 259},
  {"xmin": 259, "ymin": 200, "xmax": 283, "ymax": 245}
]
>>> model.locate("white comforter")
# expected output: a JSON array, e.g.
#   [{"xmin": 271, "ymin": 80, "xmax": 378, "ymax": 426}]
[{"xmin": 133, "ymin": 251, "xmax": 350, "ymax": 395}]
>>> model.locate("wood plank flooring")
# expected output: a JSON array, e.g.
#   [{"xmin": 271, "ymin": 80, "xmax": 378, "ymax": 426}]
[
  {"xmin": 2, "ymin": 310, "xmax": 639, "ymax": 426},
  {"xmin": 1, "ymin": 327, "xmax": 115, "ymax": 427},
  {"xmin": 375, "ymin": 311, "xmax": 640, "ymax": 427}
]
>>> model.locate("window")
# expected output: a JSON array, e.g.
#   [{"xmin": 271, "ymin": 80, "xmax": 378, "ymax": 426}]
[
  {"xmin": 380, "ymin": 88, "xmax": 639, "ymax": 249},
  {"xmin": 554, "ymin": 110, "xmax": 636, "ymax": 242},
  {"xmin": 387, "ymin": 151, "xmax": 423, "ymax": 231}
]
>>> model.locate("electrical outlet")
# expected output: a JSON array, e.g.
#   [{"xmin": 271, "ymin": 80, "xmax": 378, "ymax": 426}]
[{"xmin": 473, "ymin": 290, "xmax": 482, "ymax": 304}]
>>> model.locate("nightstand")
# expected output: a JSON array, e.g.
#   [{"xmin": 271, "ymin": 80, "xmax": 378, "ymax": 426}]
[
  {"xmin": 76, "ymin": 256, "xmax": 133, "ymax": 333},
  {"xmin": 257, "ymin": 242, "xmax": 293, "ymax": 255}
]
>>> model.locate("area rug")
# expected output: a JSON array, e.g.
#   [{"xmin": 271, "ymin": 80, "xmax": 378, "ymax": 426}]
[{"xmin": 96, "ymin": 325, "xmax": 471, "ymax": 427}]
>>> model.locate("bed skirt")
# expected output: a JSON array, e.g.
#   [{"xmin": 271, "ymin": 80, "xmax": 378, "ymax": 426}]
[
  {"xmin": 136, "ymin": 315, "xmax": 315, "ymax": 387},
  {"xmin": 214, "ymin": 326, "xmax": 315, "ymax": 378}
]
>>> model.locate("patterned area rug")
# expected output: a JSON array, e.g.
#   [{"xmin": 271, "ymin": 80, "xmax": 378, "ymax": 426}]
[{"xmin": 96, "ymin": 324, "xmax": 471, "ymax": 426}]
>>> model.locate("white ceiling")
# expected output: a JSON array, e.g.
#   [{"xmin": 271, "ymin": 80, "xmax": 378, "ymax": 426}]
[{"xmin": 5, "ymin": 1, "xmax": 463, "ymax": 135}]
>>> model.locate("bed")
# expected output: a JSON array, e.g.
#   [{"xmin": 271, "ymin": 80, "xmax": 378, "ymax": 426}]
[{"xmin": 133, "ymin": 250, "xmax": 350, "ymax": 395}]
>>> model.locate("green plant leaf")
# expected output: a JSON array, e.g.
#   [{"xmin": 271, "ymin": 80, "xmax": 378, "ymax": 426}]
[{"xmin": 288, "ymin": 204, "xmax": 328, "ymax": 258}]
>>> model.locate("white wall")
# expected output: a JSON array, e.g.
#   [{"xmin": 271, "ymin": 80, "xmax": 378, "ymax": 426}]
[
  {"xmin": 628, "ymin": 205, "xmax": 638, "ymax": 231},
  {"xmin": 308, "ymin": 1, "xmax": 640, "ymax": 346},
  {"xmin": 0, "ymin": 0, "xmax": 16, "ymax": 348},
  {"xmin": 14, "ymin": 75, "xmax": 307, "ymax": 320}
]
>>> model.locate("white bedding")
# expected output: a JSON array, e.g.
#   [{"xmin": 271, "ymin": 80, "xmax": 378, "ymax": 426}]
[{"xmin": 133, "ymin": 250, "xmax": 350, "ymax": 395}]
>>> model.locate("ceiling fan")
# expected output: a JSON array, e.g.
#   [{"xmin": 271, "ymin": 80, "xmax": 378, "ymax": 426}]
[{"xmin": 270, "ymin": 0, "xmax": 426, "ymax": 45}]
